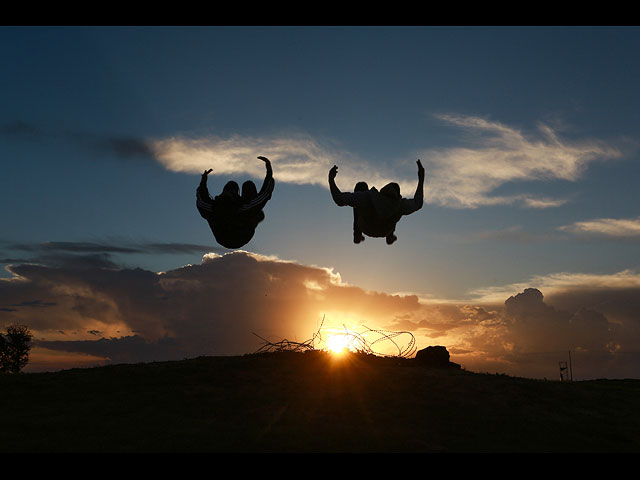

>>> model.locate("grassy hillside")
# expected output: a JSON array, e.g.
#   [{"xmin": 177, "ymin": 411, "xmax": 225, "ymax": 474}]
[{"xmin": 1, "ymin": 350, "xmax": 639, "ymax": 452}]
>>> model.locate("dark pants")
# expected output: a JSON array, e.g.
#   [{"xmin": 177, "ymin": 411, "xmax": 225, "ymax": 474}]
[
  {"xmin": 353, "ymin": 182, "xmax": 368, "ymax": 243},
  {"xmin": 353, "ymin": 182, "xmax": 397, "ymax": 245}
]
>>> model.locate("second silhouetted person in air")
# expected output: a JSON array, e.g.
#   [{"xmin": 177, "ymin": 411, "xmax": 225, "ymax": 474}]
[
  {"xmin": 197, "ymin": 156, "xmax": 275, "ymax": 249},
  {"xmin": 329, "ymin": 160, "xmax": 424, "ymax": 245}
]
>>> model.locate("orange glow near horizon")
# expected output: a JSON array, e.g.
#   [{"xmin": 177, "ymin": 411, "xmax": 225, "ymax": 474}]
[{"xmin": 325, "ymin": 333, "xmax": 353, "ymax": 355}]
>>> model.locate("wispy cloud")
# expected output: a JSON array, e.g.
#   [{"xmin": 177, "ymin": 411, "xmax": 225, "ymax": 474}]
[
  {"xmin": 0, "ymin": 120, "xmax": 156, "ymax": 161},
  {"xmin": 0, "ymin": 240, "xmax": 225, "ymax": 274},
  {"xmin": 4, "ymin": 116, "xmax": 623, "ymax": 209},
  {"xmin": 522, "ymin": 197, "xmax": 570, "ymax": 209},
  {"xmin": 150, "ymin": 132, "xmax": 409, "ymax": 195},
  {"xmin": 2, "ymin": 239, "xmax": 221, "ymax": 256},
  {"xmin": 464, "ymin": 225, "xmax": 559, "ymax": 244},
  {"xmin": 559, "ymin": 216, "xmax": 640, "ymax": 239},
  {"xmin": 419, "ymin": 114, "xmax": 623, "ymax": 208},
  {"xmin": 148, "ymin": 114, "xmax": 624, "ymax": 209},
  {"xmin": 0, "ymin": 120, "xmax": 42, "ymax": 138}
]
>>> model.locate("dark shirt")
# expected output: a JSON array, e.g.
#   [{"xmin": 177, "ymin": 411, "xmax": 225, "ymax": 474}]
[
  {"xmin": 329, "ymin": 176, "xmax": 423, "ymax": 237},
  {"xmin": 197, "ymin": 167, "xmax": 274, "ymax": 249}
]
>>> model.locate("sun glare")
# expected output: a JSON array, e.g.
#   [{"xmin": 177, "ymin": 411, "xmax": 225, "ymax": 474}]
[{"xmin": 326, "ymin": 333, "xmax": 352, "ymax": 355}]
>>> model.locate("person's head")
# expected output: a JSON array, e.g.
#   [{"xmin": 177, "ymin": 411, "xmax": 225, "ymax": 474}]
[
  {"xmin": 354, "ymin": 181, "xmax": 369, "ymax": 192},
  {"xmin": 220, "ymin": 181, "xmax": 240, "ymax": 201},
  {"xmin": 214, "ymin": 181, "xmax": 241, "ymax": 208},
  {"xmin": 242, "ymin": 180, "xmax": 258, "ymax": 202},
  {"xmin": 380, "ymin": 182, "xmax": 400, "ymax": 200}
]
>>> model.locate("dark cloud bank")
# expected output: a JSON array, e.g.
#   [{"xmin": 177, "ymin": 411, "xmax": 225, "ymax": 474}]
[{"xmin": 2, "ymin": 249, "xmax": 640, "ymax": 380}]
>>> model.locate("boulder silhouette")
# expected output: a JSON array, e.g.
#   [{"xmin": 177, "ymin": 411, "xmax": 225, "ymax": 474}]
[{"xmin": 415, "ymin": 346, "xmax": 460, "ymax": 369}]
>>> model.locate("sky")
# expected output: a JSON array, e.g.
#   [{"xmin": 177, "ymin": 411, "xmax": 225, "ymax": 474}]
[{"xmin": 1, "ymin": 26, "xmax": 640, "ymax": 379}]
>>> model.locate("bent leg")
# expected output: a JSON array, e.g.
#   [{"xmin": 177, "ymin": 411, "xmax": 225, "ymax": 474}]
[
  {"xmin": 385, "ymin": 231, "xmax": 397, "ymax": 245},
  {"xmin": 353, "ymin": 214, "xmax": 364, "ymax": 243},
  {"xmin": 353, "ymin": 182, "xmax": 368, "ymax": 244}
]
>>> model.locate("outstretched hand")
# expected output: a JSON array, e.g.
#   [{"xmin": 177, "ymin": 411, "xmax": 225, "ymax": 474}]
[
  {"xmin": 257, "ymin": 156, "xmax": 270, "ymax": 163},
  {"xmin": 202, "ymin": 168, "xmax": 213, "ymax": 176},
  {"xmin": 329, "ymin": 165, "xmax": 338, "ymax": 180},
  {"xmin": 417, "ymin": 159, "xmax": 425, "ymax": 179}
]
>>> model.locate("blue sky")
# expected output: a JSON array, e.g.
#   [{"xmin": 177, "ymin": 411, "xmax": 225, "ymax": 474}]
[{"xmin": 2, "ymin": 26, "xmax": 640, "ymax": 378}]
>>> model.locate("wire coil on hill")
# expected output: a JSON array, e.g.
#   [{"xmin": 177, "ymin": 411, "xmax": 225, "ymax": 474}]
[{"xmin": 253, "ymin": 315, "xmax": 417, "ymax": 359}]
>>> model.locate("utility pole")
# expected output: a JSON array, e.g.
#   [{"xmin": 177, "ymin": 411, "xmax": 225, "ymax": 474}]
[{"xmin": 568, "ymin": 350, "xmax": 573, "ymax": 381}]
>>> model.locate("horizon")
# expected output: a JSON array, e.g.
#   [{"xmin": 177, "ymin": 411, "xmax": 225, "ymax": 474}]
[{"xmin": 1, "ymin": 26, "xmax": 640, "ymax": 380}]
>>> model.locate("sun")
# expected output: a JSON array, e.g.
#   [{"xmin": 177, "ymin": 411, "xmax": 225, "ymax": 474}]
[{"xmin": 325, "ymin": 333, "xmax": 352, "ymax": 355}]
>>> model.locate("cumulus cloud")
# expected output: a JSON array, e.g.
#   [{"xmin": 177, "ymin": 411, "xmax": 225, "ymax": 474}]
[
  {"xmin": 454, "ymin": 287, "xmax": 634, "ymax": 379},
  {"xmin": 2, "ymin": 250, "xmax": 640, "ymax": 379},
  {"xmin": 451, "ymin": 272, "xmax": 640, "ymax": 379},
  {"xmin": 559, "ymin": 216, "xmax": 640, "ymax": 239},
  {"xmin": 0, "ymin": 251, "xmax": 430, "ymax": 370},
  {"xmin": 148, "ymin": 114, "xmax": 624, "ymax": 209}
]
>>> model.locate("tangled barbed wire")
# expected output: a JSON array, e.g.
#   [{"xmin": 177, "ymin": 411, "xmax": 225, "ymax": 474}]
[{"xmin": 253, "ymin": 315, "xmax": 417, "ymax": 359}]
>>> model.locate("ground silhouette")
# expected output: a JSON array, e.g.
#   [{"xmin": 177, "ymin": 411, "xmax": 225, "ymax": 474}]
[{"xmin": 1, "ymin": 350, "xmax": 639, "ymax": 452}]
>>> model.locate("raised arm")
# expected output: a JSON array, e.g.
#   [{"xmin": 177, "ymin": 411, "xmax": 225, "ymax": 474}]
[
  {"xmin": 400, "ymin": 160, "xmax": 425, "ymax": 215},
  {"xmin": 329, "ymin": 165, "xmax": 353, "ymax": 206},
  {"xmin": 328, "ymin": 165, "xmax": 345, "ymax": 205},
  {"xmin": 257, "ymin": 156, "xmax": 274, "ymax": 196},
  {"xmin": 238, "ymin": 157, "xmax": 275, "ymax": 213},
  {"xmin": 196, "ymin": 168, "xmax": 215, "ymax": 217},
  {"xmin": 199, "ymin": 168, "xmax": 213, "ymax": 188},
  {"xmin": 329, "ymin": 165, "xmax": 369, "ymax": 208}
]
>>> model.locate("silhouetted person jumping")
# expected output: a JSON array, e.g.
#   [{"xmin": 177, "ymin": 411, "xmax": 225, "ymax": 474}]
[
  {"xmin": 197, "ymin": 156, "xmax": 275, "ymax": 249},
  {"xmin": 329, "ymin": 160, "xmax": 425, "ymax": 245}
]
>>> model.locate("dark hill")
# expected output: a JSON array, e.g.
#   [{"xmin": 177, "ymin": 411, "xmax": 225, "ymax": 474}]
[{"xmin": 1, "ymin": 350, "xmax": 639, "ymax": 452}]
